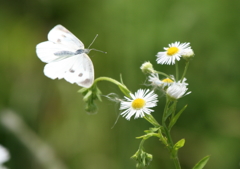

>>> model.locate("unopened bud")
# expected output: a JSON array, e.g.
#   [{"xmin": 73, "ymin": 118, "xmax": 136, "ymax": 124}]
[
  {"xmin": 140, "ymin": 61, "xmax": 155, "ymax": 74},
  {"xmin": 182, "ymin": 48, "xmax": 194, "ymax": 61}
]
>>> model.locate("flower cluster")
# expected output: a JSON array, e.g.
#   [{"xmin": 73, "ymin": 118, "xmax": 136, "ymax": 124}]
[{"xmin": 120, "ymin": 42, "xmax": 193, "ymax": 120}]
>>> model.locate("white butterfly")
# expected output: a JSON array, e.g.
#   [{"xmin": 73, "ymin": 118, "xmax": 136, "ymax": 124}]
[{"xmin": 36, "ymin": 24, "xmax": 103, "ymax": 88}]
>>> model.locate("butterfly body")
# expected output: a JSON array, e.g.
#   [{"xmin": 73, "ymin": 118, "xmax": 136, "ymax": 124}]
[
  {"xmin": 75, "ymin": 49, "xmax": 91, "ymax": 55},
  {"xmin": 36, "ymin": 25, "xmax": 94, "ymax": 88}
]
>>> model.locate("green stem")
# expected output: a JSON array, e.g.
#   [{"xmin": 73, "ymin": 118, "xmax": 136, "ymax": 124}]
[
  {"xmin": 164, "ymin": 128, "xmax": 181, "ymax": 169},
  {"xmin": 139, "ymin": 138, "xmax": 146, "ymax": 149},
  {"xmin": 180, "ymin": 61, "xmax": 190, "ymax": 82},
  {"xmin": 173, "ymin": 156, "xmax": 181, "ymax": 169},
  {"xmin": 162, "ymin": 98, "xmax": 171, "ymax": 125},
  {"xmin": 172, "ymin": 156, "xmax": 181, "ymax": 168},
  {"xmin": 94, "ymin": 76, "xmax": 123, "ymax": 86},
  {"xmin": 162, "ymin": 97, "xmax": 181, "ymax": 169},
  {"xmin": 175, "ymin": 61, "xmax": 179, "ymax": 81},
  {"xmin": 155, "ymin": 71, "xmax": 173, "ymax": 80},
  {"xmin": 94, "ymin": 76, "xmax": 131, "ymax": 97},
  {"xmin": 170, "ymin": 100, "xmax": 178, "ymax": 127}
]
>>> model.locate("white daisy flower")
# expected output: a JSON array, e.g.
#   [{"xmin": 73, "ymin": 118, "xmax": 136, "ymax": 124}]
[
  {"xmin": 178, "ymin": 77, "xmax": 189, "ymax": 86},
  {"xmin": 149, "ymin": 74, "xmax": 190, "ymax": 88},
  {"xmin": 170, "ymin": 76, "xmax": 189, "ymax": 86},
  {"xmin": 0, "ymin": 145, "xmax": 10, "ymax": 169},
  {"xmin": 120, "ymin": 89, "xmax": 158, "ymax": 120},
  {"xmin": 161, "ymin": 76, "xmax": 190, "ymax": 89},
  {"xmin": 161, "ymin": 76, "xmax": 175, "ymax": 88},
  {"xmin": 148, "ymin": 73, "xmax": 174, "ymax": 88},
  {"xmin": 166, "ymin": 82, "xmax": 191, "ymax": 100},
  {"xmin": 156, "ymin": 42, "xmax": 191, "ymax": 65},
  {"xmin": 148, "ymin": 73, "xmax": 162, "ymax": 87}
]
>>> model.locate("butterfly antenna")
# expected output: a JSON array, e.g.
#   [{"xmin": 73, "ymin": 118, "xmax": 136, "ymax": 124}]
[
  {"xmin": 87, "ymin": 34, "xmax": 99, "ymax": 49},
  {"xmin": 87, "ymin": 34, "xmax": 107, "ymax": 54},
  {"xmin": 90, "ymin": 48, "xmax": 107, "ymax": 54}
]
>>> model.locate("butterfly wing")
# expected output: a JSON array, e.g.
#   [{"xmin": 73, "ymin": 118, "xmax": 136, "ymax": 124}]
[
  {"xmin": 44, "ymin": 53, "xmax": 94, "ymax": 88},
  {"xmin": 36, "ymin": 41, "xmax": 75, "ymax": 63},
  {"xmin": 48, "ymin": 25, "xmax": 84, "ymax": 50},
  {"xmin": 36, "ymin": 25, "xmax": 85, "ymax": 63}
]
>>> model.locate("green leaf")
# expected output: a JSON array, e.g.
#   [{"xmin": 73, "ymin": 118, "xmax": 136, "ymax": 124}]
[
  {"xmin": 144, "ymin": 127, "xmax": 159, "ymax": 134},
  {"xmin": 118, "ymin": 74, "xmax": 131, "ymax": 97},
  {"xmin": 78, "ymin": 87, "xmax": 88, "ymax": 93},
  {"xmin": 118, "ymin": 84, "xmax": 131, "ymax": 97},
  {"xmin": 192, "ymin": 155, "xmax": 210, "ymax": 169},
  {"xmin": 163, "ymin": 101, "xmax": 177, "ymax": 122},
  {"xmin": 169, "ymin": 104, "xmax": 187, "ymax": 130},
  {"xmin": 119, "ymin": 74, "xmax": 124, "ymax": 84},
  {"xmin": 171, "ymin": 139, "xmax": 185, "ymax": 158},
  {"xmin": 144, "ymin": 114, "xmax": 161, "ymax": 127},
  {"xmin": 83, "ymin": 90, "xmax": 92, "ymax": 102},
  {"xmin": 174, "ymin": 139, "xmax": 185, "ymax": 149},
  {"xmin": 95, "ymin": 86, "xmax": 102, "ymax": 102}
]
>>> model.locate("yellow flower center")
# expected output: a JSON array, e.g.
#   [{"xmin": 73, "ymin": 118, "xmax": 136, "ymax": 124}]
[
  {"xmin": 167, "ymin": 47, "xmax": 179, "ymax": 56},
  {"xmin": 162, "ymin": 78, "xmax": 174, "ymax": 83},
  {"xmin": 132, "ymin": 98, "xmax": 146, "ymax": 110}
]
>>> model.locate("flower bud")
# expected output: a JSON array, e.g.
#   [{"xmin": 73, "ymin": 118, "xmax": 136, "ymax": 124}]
[
  {"xmin": 182, "ymin": 48, "xmax": 194, "ymax": 61},
  {"xmin": 131, "ymin": 149, "xmax": 153, "ymax": 168},
  {"xmin": 78, "ymin": 84, "xmax": 102, "ymax": 114},
  {"xmin": 140, "ymin": 61, "xmax": 155, "ymax": 74}
]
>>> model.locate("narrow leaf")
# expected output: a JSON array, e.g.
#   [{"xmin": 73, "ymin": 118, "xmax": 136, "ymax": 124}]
[
  {"xmin": 118, "ymin": 84, "xmax": 131, "ymax": 97},
  {"xmin": 119, "ymin": 74, "xmax": 124, "ymax": 84},
  {"xmin": 169, "ymin": 105, "xmax": 187, "ymax": 130},
  {"xmin": 163, "ymin": 101, "xmax": 177, "ymax": 121},
  {"xmin": 78, "ymin": 87, "xmax": 88, "ymax": 93},
  {"xmin": 83, "ymin": 90, "xmax": 92, "ymax": 102},
  {"xmin": 192, "ymin": 155, "xmax": 210, "ymax": 169},
  {"xmin": 144, "ymin": 127, "xmax": 159, "ymax": 133}
]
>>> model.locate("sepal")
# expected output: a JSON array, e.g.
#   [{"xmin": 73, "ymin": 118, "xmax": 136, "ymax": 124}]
[{"xmin": 131, "ymin": 149, "xmax": 153, "ymax": 169}]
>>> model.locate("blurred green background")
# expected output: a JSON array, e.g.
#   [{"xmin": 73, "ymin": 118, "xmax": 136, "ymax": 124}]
[{"xmin": 1, "ymin": 0, "xmax": 240, "ymax": 168}]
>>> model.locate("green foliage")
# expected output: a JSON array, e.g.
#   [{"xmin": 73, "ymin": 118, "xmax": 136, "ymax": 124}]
[
  {"xmin": 193, "ymin": 156, "xmax": 210, "ymax": 169},
  {"xmin": 163, "ymin": 101, "xmax": 177, "ymax": 122},
  {"xmin": 171, "ymin": 139, "xmax": 185, "ymax": 159},
  {"xmin": 169, "ymin": 105, "xmax": 187, "ymax": 130}
]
